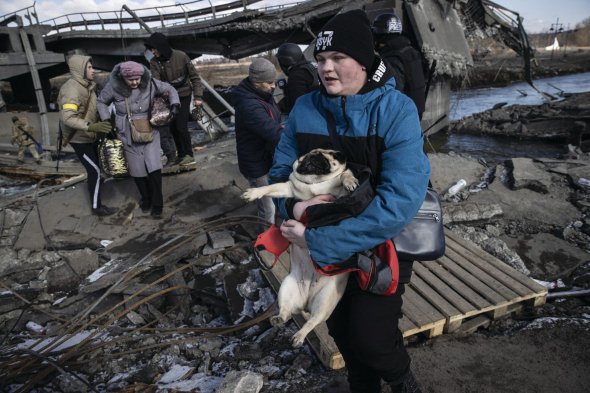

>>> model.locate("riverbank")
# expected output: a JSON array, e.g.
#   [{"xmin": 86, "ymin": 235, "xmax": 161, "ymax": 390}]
[{"xmin": 458, "ymin": 46, "xmax": 590, "ymax": 89}]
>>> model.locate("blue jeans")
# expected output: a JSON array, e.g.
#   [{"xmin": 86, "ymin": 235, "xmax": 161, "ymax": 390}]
[{"xmin": 247, "ymin": 174, "xmax": 275, "ymax": 226}]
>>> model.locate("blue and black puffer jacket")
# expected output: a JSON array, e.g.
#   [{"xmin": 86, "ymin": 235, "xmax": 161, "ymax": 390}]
[{"xmin": 270, "ymin": 57, "xmax": 430, "ymax": 282}]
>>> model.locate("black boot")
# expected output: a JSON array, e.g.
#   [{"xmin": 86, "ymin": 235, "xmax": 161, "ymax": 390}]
[
  {"xmin": 92, "ymin": 206, "xmax": 118, "ymax": 216},
  {"xmin": 389, "ymin": 371, "xmax": 421, "ymax": 393},
  {"xmin": 134, "ymin": 177, "xmax": 151, "ymax": 212}
]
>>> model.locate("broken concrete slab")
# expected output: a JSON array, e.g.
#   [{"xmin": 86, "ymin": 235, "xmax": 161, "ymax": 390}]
[
  {"xmin": 443, "ymin": 202, "xmax": 503, "ymax": 224},
  {"xmin": 208, "ymin": 230, "xmax": 235, "ymax": 249},
  {"xmin": 429, "ymin": 153, "xmax": 485, "ymax": 194},
  {"xmin": 502, "ymin": 232, "xmax": 590, "ymax": 281},
  {"xmin": 510, "ymin": 158, "xmax": 553, "ymax": 193},
  {"xmin": 217, "ymin": 370, "xmax": 263, "ymax": 393},
  {"xmin": 47, "ymin": 248, "xmax": 100, "ymax": 292}
]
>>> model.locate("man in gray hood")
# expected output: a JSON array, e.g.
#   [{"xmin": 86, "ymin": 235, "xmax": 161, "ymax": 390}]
[{"xmin": 58, "ymin": 54, "xmax": 117, "ymax": 216}]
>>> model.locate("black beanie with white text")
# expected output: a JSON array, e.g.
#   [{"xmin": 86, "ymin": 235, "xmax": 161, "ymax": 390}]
[{"xmin": 313, "ymin": 9, "xmax": 375, "ymax": 71}]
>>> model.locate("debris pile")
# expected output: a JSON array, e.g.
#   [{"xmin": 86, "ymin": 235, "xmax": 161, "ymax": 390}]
[{"xmin": 0, "ymin": 217, "xmax": 332, "ymax": 393}]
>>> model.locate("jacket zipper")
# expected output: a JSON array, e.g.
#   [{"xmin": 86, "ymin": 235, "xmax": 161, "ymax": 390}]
[{"xmin": 340, "ymin": 96, "xmax": 350, "ymax": 135}]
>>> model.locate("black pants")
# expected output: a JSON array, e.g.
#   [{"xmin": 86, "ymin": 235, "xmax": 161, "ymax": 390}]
[
  {"xmin": 71, "ymin": 142, "xmax": 102, "ymax": 210},
  {"xmin": 133, "ymin": 170, "xmax": 163, "ymax": 210},
  {"xmin": 326, "ymin": 279, "xmax": 410, "ymax": 393},
  {"xmin": 170, "ymin": 95, "xmax": 193, "ymax": 159}
]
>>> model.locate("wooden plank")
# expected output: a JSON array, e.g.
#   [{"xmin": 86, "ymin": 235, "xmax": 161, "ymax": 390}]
[
  {"xmin": 444, "ymin": 230, "xmax": 547, "ymax": 294},
  {"xmin": 438, "ymin": 256, "xmax": 508, "ymax": 305},
  {"xmin": 423, "ymin": 261, "xmax": 492, "ymax": 310},
  {"xmin": 446, "ymin": 236, "xmax": 548, "ymax": 306},
  {"xmin": 402, "ymin": 286, "xmax": 445, "ymax": 326},
  {"xmin": 445, "ymin": 235, "xmax": 547, "ymax": 305},
  {"xmin": 400, "ymin": 316, "xmax": 418, "ymax": 336},
  {"xmin": 409, "ymin": 275, "xmax": 462, "ymax": 323},
  {"xmin": 402, "ymin": 286, "xmax": 446, "ymax": 337},
  {"xmin": 445, "ymin": 243, "xmax": 531, "ymax": 300},
  {"xmin": 412, "ymin": 263, "xmax": 474, "ymax": 314},
  {"xmin": 456, "ymin": 315, "xmax": 491, "ymax": 335}
]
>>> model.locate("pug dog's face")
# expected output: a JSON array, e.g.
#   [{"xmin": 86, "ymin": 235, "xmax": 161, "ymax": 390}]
[{"xmin": 295, "ymin": 149, "xmax": 347, "ymax": 176}]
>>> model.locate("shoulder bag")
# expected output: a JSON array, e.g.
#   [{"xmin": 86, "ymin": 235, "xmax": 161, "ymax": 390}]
[
  {"xmin": 125, "ymin": 98, "xmax": 154, "ymax": 143},
  {"xmin": 98, "ymin": 135, "xmax": 129, "ymax": 178},
  {"xmin": 148, "ymin": 79, "xmax": 172, "ymax": 127},
  {"xmin": 393, "ymin": 188, "xmax": 445, "ymax": 261}
]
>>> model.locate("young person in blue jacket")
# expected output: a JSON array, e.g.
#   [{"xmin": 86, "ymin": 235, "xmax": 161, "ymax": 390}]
[{"xmin": 269, "ymin": 9, "xmax": 430, "ymax": 393}]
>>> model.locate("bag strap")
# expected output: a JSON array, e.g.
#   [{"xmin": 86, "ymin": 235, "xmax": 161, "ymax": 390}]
[
  {"xmin": 257, "ymin": 98, "xmax": 276, "ymax": 121},
  {"xmin": 325, "ymin": 110, "xmax": 343, "ymax": 152},
  {"xmin": 124, "ymin": 98, "xmax": 134, "ymax": 125}
]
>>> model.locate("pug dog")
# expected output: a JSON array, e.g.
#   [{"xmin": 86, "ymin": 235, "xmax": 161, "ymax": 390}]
[
  {"xmin": 242, "ymin": 148, "xmax": 358, "ymax": 347},
  {"xmin": 241, "ymin": 148, "xmax": 359, "ymax": 201}
]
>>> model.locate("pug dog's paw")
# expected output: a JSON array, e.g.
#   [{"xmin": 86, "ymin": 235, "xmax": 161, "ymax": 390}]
[
  {"xmin": 241, "ymin": 188, "xmax": 263, "ymax": 201},
  {"xmin": 341, "ymin": 170, "xmax": 359, "ymax": 192},
  {"xmin": 270, "ymin": 315, "xmax": 285, "ymax": 326},
  {"xmin": 291, "ymin": 332, "xmax": 306, "ymax": 348}
]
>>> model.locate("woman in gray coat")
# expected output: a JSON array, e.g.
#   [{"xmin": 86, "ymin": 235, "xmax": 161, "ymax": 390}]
[{"xmin": 97, "ymin": 61, "xmax": 180, "ymax": 219}]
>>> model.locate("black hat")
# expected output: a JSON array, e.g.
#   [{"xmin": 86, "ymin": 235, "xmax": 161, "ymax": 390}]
[
  {"xmin": 144, "ymin": 32, "xmax": 172, "ymax": 59},
  {"xmin": 11, "ymin": 116, "xmax": 19, "ymax": 123},
  {"xmin": 313, "ymin": 9, "xmax": 375, "ymax": 70}
]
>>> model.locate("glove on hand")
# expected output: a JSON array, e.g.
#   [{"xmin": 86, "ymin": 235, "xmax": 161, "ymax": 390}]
[
  {"xmin": 170, "ymin": 104, "xmax": 180, "ymax": 120},
  {"xmin": 88, "ymin": 121, "xmax": 112, "ymax": 134}
]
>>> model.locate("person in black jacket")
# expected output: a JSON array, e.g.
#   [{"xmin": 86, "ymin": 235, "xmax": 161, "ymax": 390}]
[
  {"xmin": 145, "ymin": 32, "xmax": 203, "ymax": 166},
  {"xmin": 232, "ymin": 58, "xmax": 283, "ymax": 227},
  {"xmin": 372, "ymin": 12, "xmax": 426, "ymax": 119},
  {"xmin": 276, "ymin": 43, "xmax": 319, "ymax": 115}
]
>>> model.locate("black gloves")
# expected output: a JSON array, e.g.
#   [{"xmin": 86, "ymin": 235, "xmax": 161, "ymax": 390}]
[
  {"xmin": 88, "ymin": 121, "xmax": 112, "ymax": 134},
  {"xmin": 170, "ymin": 104, "xmax": 180, "ymax": 120}
]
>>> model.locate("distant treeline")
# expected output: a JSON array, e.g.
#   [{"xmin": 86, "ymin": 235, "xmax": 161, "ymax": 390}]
[{"xmin": 529, "ymin": 17, "xmax": 590, "ymax": 48}]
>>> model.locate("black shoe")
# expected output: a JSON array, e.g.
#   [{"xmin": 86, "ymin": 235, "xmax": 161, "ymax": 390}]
[
  {"xmin": 140, "ymin": 200, "xmax": 151, "ymax": 213},
  {"xmin": 390, "ymin": 371, "xmax": 422, "ymax": 393},
  {"xmin": 150, "ymin": 207, "xmax": 163, "ymax": 219},
  {"xmin": 92, "ymin": 206, "xmax": 118, "ymax": 216}
]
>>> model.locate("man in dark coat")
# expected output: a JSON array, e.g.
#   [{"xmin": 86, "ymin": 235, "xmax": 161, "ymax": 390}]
[
  {"xmin": 276, "ymin": 43, "xmax": 319, "ymax": 114},
  {"xmin": 232, "ymin": 58, "xmax": 283, "ymax": 227},
  {"xmin": 145, "ymin": 32, "xmax": 203, "ymax": 166},
  {"xmin": 372, "ymin": 12, "xmax": 426, "ymax": 119}
]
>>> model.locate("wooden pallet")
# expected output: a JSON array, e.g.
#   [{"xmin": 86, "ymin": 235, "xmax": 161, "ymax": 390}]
[{"xmin": 260, "ymin": 228, "xmax": 548, "ymax": 370}]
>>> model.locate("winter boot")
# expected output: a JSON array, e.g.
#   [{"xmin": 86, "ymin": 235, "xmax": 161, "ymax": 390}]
[{"xmin": 389, "ymin": 370, "xmax": 422, "ymax": 393}]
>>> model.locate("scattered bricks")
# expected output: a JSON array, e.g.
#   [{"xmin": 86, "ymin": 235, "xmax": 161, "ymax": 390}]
[
  {"xmin": 217, "ymin": 370, "xmax": 263, "ymax": 393},
  {"xmin": 208, "ymin": 230, "xmax": 235, "ymax": 249}
]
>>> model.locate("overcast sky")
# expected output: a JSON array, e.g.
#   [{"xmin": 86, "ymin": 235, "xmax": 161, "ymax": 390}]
[{"xmin": 1, "ymin": 0, "xmax": 588, "ymax": 33}]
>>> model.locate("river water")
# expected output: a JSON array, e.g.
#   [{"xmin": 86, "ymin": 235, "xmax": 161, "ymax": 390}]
[{"xmin": 428, "ymin": 71, "xmax": 590, "ymax": 164}]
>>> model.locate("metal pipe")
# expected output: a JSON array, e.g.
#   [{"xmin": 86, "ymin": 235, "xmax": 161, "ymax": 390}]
[
  {"xmin": 200, "ymin": 78, "xmax": 235, "ymax": 116},
  {"xmin": 17, "ymin": 16, "xmax": 52, "ymax": 151},
  {"xmin": 122, "ymin": 4, "xmax": 154, "ymax": 33},
  {"xmin": 547, "ymin": 289, "xmax": 590, "ymax": 299}
]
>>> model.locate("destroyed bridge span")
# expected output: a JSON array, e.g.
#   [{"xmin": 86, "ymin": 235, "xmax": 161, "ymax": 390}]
[{"xmin": 0, "ymin": 0, "xmax": 533, "ymax": 145}]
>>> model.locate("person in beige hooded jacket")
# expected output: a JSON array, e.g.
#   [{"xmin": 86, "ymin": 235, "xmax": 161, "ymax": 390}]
[{"xmin": 58, "ymin": 54, "xmax": 117, "ymax": 216}]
